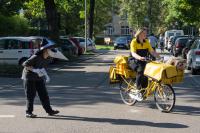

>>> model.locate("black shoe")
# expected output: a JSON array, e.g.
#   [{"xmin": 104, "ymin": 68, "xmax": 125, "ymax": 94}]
[
  {"xmin": 26, "ymin": 113, "xmax": 37, "ymax": 118},
  {"xmin": 48, "ymin": 110, "xmax": 59, "ymax": 116}
]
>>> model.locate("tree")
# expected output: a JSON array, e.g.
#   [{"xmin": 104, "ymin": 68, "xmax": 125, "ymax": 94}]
[
  {"xmin": 119, "ymin": 0, "xmax": 169, "ymax": 34},
  {"xmin": 162, "ymin": 0, "xmax": 200, "ymax": 35},
  {"xmin": 43, "ymin": 0, "xmax": 59, "ymax": 41},
  {"xmin": 88, "ymin": 0, "xmax": 95, "ymax": 39},
  {"xmin": 0, "ymin": 0, "xmax": 25, "ymax": 16}
]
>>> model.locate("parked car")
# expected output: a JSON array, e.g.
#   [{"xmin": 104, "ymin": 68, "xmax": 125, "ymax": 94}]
[
  {"xmin": 182, "ymin": 39, "xmax": 195, "ymax": 59},
  {"xmin": 113, "ymin": 36, "xmax": 130, "ymax": 50},
  {"xmin": 0, "ymin": 37, "xmax": 42, "ymax": 65},
  {"xmin": 164, "ymin": 30, "xmax": 184, "ymax": 48},
  {"xmin": 186, "ymin": 38, "xmax": 200, "ymax": 74},
  {"xmin": 172, "ymin": 37, "xmax": 190, "ymax": 56},
  {"xmin": 59, "ymin": 38, "xmax": 78, "ymax": 56},
  {"xmin": 69, "ymin": 37, "xmax": 84, "ymax": 55},
  {"xmin": 72, "ymin": 37, "xmax": 96, "ymax": 51}
]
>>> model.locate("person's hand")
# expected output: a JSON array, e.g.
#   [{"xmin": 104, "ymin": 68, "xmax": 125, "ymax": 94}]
[
  {"xmin": 139, "ymin": 56, "xmax": 145, "ymax": 61},
  {"xmin": 157, "ymin": 56, "xmax": 164, "ymax": 62},
  {"xmin": 32, "ymin": 69, "xmax": 44, "ymax": 77},
  {"xmin": 39, "ymin": 68, "xmax": 50, "ymax": 83},
  {"xmin": 25, "ymin": 66, "xmax": 33, "ymax": 71},
  {"xmin": 45, "ymin": 74, "xmax": 50, "ymax": 83}
]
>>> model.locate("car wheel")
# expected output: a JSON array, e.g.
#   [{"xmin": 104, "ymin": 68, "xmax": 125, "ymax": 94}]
[{"xmin": 191, "ymin": 67, "xmax": 197, "ymax": 75}]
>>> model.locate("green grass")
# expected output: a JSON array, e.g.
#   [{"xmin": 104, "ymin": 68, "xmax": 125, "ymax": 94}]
[{"xmin": 95, "ymin": 45, "xmax": 114, "ymax": 50}]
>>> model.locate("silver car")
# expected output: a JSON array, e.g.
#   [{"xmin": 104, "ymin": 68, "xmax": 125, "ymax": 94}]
[{"xmin": 186, "ymin": 39, "xmax": 200, "ymax": 74}]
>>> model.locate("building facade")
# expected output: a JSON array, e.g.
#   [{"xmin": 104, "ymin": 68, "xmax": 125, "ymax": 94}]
[{"xmin": 104, "ymin": 14, "xmax": 133, "ymax": 38}]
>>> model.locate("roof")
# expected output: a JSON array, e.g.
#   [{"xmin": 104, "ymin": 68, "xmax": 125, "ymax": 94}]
[{"xmin": 0, "ymin": 36, "xmax": 41, "ymax": 42}]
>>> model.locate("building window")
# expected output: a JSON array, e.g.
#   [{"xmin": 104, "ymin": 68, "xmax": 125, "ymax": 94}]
[
  {"xmin": 106, "ymin": 26, "xmax": 113, "ymax": 36},
  {"xmin": 121, "ymin": 26, "xmax": 130, "ymax": 35}
]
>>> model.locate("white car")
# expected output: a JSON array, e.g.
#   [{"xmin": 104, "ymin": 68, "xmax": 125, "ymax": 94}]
[
  {"xmin": 0, "ymin": 37, "xmax": 41, "ymax": 65},
  {"xmin": 164, "ymin": 30, "xmax": 184, "ymax": 49},
  {"xmin": 73, "ymin": 37, "xmax": 96, "ymax": 51},
  {"xmin": 186, "ymin": 38, "xmax": 200, "ymax": 74}
]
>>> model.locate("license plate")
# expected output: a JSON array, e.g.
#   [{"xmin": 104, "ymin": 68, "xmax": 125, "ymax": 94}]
[{"xmin": 118, "ymin": 45, "xmax": 124, "ymax": 47}]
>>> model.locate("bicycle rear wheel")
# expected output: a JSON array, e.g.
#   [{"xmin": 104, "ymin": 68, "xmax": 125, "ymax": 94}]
[
  {"xmin": 154, "ymin": 84, "xmax": 175, "ymax": 113},
  {"xmin": 119, "ymin": 78, "xmax": 137, "ymax": 106}
]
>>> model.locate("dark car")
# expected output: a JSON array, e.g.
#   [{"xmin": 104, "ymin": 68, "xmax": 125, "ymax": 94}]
[
  {"xmin": 114, "ymin": 36, "xmax": 131, "ymax": 50},
  {"xmin": 182, "ymin": 39, "xmax": 195, "ymax": 59},
  {"xmin": 182, "ymin": 37, "xmax": 200, "ymax": 59},
  {"xmin": 69, "ymin": 37, "xmax": 84, "ymax": 55},
  {"xmin": 170, "ymin": 35, "xmax": 191, "ymax": 52},
  {"xmin": 60, "ymin": 38, "xmax": 78, "ymax": 56},
  {"xmin": 172, "ymin": 37, "xmax": 190, "ymax": 57}
]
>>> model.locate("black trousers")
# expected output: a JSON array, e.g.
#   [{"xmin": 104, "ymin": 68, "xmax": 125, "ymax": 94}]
[
  {"xmin": 136, "ymin": 61, "xmax": 148, "ymax": 89},
  {"xmin": 24, "ymin": 79, "xmax": 53, "ymax": 114}
]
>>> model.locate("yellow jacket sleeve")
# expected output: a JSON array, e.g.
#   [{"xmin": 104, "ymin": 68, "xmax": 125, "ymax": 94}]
[{"xmin": 130, "ymin": 39, "xmax": 137, "ymax": 53}]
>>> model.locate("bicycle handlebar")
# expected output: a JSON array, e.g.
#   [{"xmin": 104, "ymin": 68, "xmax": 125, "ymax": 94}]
[{"xmin": 143, "ymin": 56, "xmax": 164, "ymax": 63}]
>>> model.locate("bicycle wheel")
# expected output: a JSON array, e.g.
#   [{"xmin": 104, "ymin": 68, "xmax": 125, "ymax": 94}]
[
  {"xmin": 154, "ymin": 84, "xmax": 175, "ymax": 113},
  {"xmin": 119, "ymin": 78, "xmax": 137, "ymax": 106}
]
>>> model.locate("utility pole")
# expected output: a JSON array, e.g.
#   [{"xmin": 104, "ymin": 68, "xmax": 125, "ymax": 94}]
[
  {"xmin": 84, "ymin": 0, "xmax": 87, "ymax": 52},
  {"xmin": 111, "ymin": 0, "xmax": 114, "ymax": 39},
  {"xmin": 147, "ymin": 0, "xmax": 152, "ymax": 34}
]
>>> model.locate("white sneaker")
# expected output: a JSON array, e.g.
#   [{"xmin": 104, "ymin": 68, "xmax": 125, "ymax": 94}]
[{"xmin": 129, "ymin": 92, "xmax": 143, "ymax": 101}]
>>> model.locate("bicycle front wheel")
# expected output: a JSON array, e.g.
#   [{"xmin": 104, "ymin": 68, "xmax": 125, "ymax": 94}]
[
  {"xmin": 119, "ymin": 78, "xmax": 137, "ymax": 106},
  {"xmin": 154, "ymin": 84, "xmax": 175, "ymax": 113}
]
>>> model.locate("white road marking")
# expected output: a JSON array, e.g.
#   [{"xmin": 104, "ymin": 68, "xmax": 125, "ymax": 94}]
[
  {"xmin": 130, "ymin": 109, "xmax": 141, "ymax": 113},
  {"xmin": 0, "ymin": 115, "xmax": 15, "ymax": 118}
]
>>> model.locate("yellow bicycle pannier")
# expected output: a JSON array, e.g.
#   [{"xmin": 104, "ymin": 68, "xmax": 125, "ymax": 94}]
[
  {"xmin": 113, "ymin": 55, "xmax": 136, "ymax": 78},
  {"xmin": 109, "ymin": 66, "xmax": 120, "ymax": 84},
  {"xmin": 114, "ymin": 55, "xmax": 128, "ymax": 64},
  {"xmin": 144, "ymin": 61, "xmax": 177, "ymax": 82}
]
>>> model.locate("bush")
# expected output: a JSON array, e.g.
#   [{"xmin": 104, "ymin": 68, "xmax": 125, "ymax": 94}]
[
  {"xmin": 0, "ymin": 14, "xmax": 29, "ymax": 36},
  {"xmin": 95, "ymin": 37, "xmax": 105, "ymax": 45}
]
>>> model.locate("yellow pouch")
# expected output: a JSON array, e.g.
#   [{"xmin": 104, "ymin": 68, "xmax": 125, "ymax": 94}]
[
  {"xmin": 144, "ymin": 61, "xmax": 177, "ymax": 81},
  {"xmin": 109, "ymin": 66, "xmax": 120, "ymax": 84},
  {"xmin": 114, "ymin": 55, "xmax": 128, "ymax": 64}
]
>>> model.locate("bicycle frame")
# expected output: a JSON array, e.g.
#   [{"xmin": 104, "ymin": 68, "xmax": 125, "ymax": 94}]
[{"xmin": 120, "ymin": 75, "xmax": 164, "ymax": 100}]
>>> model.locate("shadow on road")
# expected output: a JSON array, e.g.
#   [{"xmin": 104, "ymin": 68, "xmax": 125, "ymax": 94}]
[
  {"xmin": 0, "ymin": 53, "xmax": 122, "ymax": 107},
  {"xmin": 36, "ymin": 115, "xmax": 189, "ymax": 128},
  {"xmin": 173, "ymin": 105, "xmax": 200, "ymax": 116}
]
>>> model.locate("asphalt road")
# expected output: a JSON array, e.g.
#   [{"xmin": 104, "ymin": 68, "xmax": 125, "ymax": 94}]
[{"xmin": 0, "ymin": 49, "xmax": 199, "ymax": 133}]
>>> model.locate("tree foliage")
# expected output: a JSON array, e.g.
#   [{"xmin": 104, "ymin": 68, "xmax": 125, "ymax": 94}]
[
  {"xmin": 0, "ymin": 0, "xmax": 25, "ymax": 16},
  {"xmin": 119, "ymin": 0, "xmax": 164, "ymax": 33},
  {"xmin": 0, "ymin": 14, "xmax": 29, "ymax": 36}
]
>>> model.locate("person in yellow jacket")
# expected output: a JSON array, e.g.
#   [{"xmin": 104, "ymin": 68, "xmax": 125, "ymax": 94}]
[{"xmin": 129, "ymin": 27, "xmax": 160, "ymax": 100}]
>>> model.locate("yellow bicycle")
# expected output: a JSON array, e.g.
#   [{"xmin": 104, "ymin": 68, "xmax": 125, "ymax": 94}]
[{"xmin": 109, "ymin": 55, "xmax": 184, "ymax": 113}]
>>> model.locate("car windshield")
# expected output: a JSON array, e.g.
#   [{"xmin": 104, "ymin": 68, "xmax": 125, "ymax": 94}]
[
  {"xmin": 177, "ymin": 38, "xmax": 188, "ymax": 46},
  {"xmin": 176, "ymin": 33, "xmax": 182, "ymax": 36},
  {"xmin": 116, "ymin": 37, "xmax": 126, "ymax": 42},
  {"xmin": 169, "ymin": 33, "xmax": 174, "ymax": 37},
  {"xmin": 61, "ymin": 39, "xmax": 72, "ymax": 46}
]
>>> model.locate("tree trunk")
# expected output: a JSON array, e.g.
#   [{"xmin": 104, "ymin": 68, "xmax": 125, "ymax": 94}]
[
  {"xmin": 43, "ymin": 0, "xmax": 59, "ymax": 41},
  {"xmin": 88, "ymin": 0, "xmax": 95, "ymax": 39}
]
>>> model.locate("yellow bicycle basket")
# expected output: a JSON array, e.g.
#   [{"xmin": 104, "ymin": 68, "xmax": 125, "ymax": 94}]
[{"xmin": 144, "ymin": 61, "xmax": 179, "ymax": 84}]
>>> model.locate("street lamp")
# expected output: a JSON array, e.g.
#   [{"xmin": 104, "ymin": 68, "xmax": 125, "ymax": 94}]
[{"xmin": 84, "ymin": 0, "xmax": 87, "ymax": 52}]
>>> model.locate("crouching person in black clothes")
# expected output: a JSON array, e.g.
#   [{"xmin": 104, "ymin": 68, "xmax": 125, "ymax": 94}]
[{"xmin": 22, "ymin": 39, "xmax": 68, "ymax": 118}]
